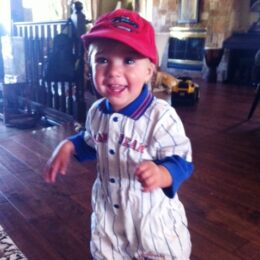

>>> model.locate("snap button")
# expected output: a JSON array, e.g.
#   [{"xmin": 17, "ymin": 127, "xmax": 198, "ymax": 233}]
[
  {"xmin": 110, "ymin": 178, "xmax": 115, "ymax": 183},
  {"xmin": 113, "ymin": 117, "xmax": 118, "ymax": 122},
  {"xmin": 109, "ymin": 149, "xmax": 115, "ymax": 155},
  {"xmin": 113, "ymin": 204, "xmax": 119, "ymax": 209}
]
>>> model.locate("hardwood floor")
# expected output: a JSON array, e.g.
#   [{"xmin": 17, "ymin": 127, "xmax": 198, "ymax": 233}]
[{"xmin": 0, "ymin": 81, "xmax": 259, "ymax": 260}]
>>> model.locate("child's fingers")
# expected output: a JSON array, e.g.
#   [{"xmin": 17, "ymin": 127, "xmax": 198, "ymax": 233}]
[
  {"xmin": 135, "ymin": 160, "xmax": 150, "ymax": 176},
  {"xmin": 142, "ymin": 175, "xmax": 156, "ymax": 188},
  {"xmin": 59, "ymin": 162, "xmax": 68, "ymax": 175},
  {"xmin": 135, "ymin": 171, "xmax": 148, "ymax": 184},
  {"xmin": 136, "ymin": 171, "xmax": 154, "ymax": 190},
  {"xmin": 44, "ymin": 160, "xmax": 66, "ymax": 183},
  {"xmin": 44, "ymin": 164, "xmax": 58, "ymax": 183}
]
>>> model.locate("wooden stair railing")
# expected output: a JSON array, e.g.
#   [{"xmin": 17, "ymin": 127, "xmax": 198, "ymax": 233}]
[{"xmin": 12, "ymin": 20, "xmax": 87, "ymax": 125}]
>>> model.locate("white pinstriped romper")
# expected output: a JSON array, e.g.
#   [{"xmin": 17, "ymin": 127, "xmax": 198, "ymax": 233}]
[{"xmin": 84, "ymin": 97, "xmax": 192, "ymax": 259}]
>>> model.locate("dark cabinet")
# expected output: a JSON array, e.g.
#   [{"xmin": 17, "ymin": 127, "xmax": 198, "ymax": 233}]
[{"xmin": 223, "ymin": 32, "xmax": 260, "ymax": 84}]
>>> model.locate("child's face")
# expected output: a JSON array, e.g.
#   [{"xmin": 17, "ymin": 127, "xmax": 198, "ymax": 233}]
[{"xmin": 89, "ymin": 39, "xmax": 155, "ymax": 111}]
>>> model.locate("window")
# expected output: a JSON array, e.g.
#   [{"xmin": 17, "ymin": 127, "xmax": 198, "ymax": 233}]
[{"xmin": 22, "ymin": 0, "xmax": 92, "ymax": 22}]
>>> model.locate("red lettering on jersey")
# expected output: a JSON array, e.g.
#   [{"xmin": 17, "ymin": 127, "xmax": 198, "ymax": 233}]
[
  {"xmin": 137, "ymin": 144, "xmax": 146, "ymax": 153},
  {"xmin": 129, "ymin": 139, "xmax": 138, "ymax": 150},
  {"xmin": 122, "ymin": 137, "xmax": 132, "ymax": 147},
  {"xmin": 94, "ymin": 133, "xmax": 108, "ymax": 143},
  {"xmin": 118, "ymin": 134, "xmax": 146, "ymax": 153}
]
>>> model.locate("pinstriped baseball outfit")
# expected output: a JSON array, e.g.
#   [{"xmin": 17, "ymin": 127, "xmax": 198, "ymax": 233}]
[{"xmin": 70, "ymin": 85, "xmax": 193, "ymax": 259}]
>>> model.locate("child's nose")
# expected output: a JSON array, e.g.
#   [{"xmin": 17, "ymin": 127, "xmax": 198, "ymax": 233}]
[{"xmin": 107, "ymin": 61, "xmax": 123, "ymax": 77}]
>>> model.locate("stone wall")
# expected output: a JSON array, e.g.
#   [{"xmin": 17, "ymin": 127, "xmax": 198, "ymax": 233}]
[
  {"xmin": 152, "ymin": 0, "xmax": 257, "ymax": 48},
  {"xmin": 152, "ymin": 0, "xmax": 260, "ymax": 81}
]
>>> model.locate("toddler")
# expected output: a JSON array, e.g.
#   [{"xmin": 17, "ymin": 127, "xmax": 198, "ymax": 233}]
[{"xmin": 44, "ymin": 8, "xmax": 194, "ymax": 260}]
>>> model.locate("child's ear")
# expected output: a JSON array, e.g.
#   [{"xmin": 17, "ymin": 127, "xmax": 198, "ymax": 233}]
[{"xmin": 145, "ymin": 62, "xmax": 156, "ymax": 82}]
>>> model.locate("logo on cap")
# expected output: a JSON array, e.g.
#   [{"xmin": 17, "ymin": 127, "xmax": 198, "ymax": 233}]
[{"xmin": 111, "ymin": 16, "xmax": 139, "ymax": 32}]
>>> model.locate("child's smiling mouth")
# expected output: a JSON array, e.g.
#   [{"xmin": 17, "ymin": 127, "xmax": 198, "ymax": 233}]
[{"xmin": 107, "ymin": 84, "xmax": 127, "ymax": 95}]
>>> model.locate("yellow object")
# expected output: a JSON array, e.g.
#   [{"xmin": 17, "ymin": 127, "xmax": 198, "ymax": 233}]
[
  {"xmin": 151, "ymin": 70, "xmax": 178, "ymax": 94},
  {"xmin": 173, "ymin": 78, "xmax": 197, "ymax": 94}
]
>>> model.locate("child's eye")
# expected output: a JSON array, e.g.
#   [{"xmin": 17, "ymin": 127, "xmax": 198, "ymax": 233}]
[
  {"xmin": 96, "ymin": 57, "xmax": 108, "ymax": 64},
  {"xmin": 124, "ymin": 58, "xmax": 135, "ymax": 64}
]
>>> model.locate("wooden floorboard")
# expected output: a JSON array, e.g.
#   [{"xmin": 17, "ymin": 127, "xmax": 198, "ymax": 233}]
[{"xmin": 0, "ymin": 81, "xmax": 259, "ymax": 259}]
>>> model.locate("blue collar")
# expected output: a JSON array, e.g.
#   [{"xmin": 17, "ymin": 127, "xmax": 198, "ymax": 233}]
[{"xmin": 98, "ymin": 85, "xmax": 154, "ymax": 120}]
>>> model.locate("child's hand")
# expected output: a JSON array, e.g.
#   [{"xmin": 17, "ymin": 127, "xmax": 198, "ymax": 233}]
[
  {"xmin": 44, "ymin": 140, "xmax": 75, "ymax": 183},
  {"xmin": 135, "ymin": 161, "xmax": 172, "ymax": 192}
]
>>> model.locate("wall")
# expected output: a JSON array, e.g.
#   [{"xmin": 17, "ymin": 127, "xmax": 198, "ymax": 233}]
[
  {"xmin": 152, "ymin": 0, "xmax": 256, "ymax": 48},
  {"xmin": 151, "ymin": 0, "xmax": 260, "ymax": 81},
  {"xmin": 90, "ymin": 0, "xmax": 138, "ymax": 19}
]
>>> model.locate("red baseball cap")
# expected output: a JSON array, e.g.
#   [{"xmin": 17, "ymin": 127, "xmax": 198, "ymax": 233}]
[{"xmin": 81, "ymin": 8, "xmax": 158, "ymax": 65}]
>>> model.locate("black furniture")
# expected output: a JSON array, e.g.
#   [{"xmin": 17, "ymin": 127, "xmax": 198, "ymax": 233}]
[
  {"xmin": 0, "ymin": 83, "xmax": 40, "ymax": 128},
  {"xmin": 247, "ymin": 84, "xmax": 260, "ymax": 120},
  {"xmin": 247, "ymin": 55, "xmax": 260, "ymax": 120},
  {"xmin": 223, "ymin": 32, "xmax": 260, "ymax": 84}
]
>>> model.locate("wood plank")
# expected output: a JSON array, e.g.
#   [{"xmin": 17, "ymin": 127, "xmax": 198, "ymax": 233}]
[
  {"xmin": 0, "ymin": 200, "xmax": 63, "ymax": 260},
  {"xmin": 181, "ymin": 179, "xmax": 260, "ymax": 246},
  {"xmin": 236, "ymin": 242, "xmax": 260, "ymax": 260},
  {"xmin": 187, "ymin": 209, "xmax": 247, "ymax": 252},
  {"xmin": 0, "ymin": 158, "xmax": 93, "ymax": 258},
  {"xmin": 0, "ymin": 164, "xmax": 54, "ymax": 220},
  {"xmin": 191, "ymin": 230, "xmax": 241, "ymax": 260},
  {"xmin": 0, "ymin": 136, "xmax": 87, "ymax": 176},
  {"xmin": 30, "ymin": 215, "xmax": 92, "ymax": 259}
]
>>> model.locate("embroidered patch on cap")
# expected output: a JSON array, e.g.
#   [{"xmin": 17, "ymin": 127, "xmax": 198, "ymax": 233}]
[{"xmin": 112, "ymin": 16, "xmax": 139, "ymax": 32}]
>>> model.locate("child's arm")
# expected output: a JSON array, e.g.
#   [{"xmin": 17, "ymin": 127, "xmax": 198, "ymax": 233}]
[
  {"xmin": 135, "ymin": 157, "xmax": 193, "ymax": 196},
  {"xmin": 139, "ymin": 104, "xmax": 194, "ymax": 198},
  {"xmin": 155, "ymin": 155, "xmax": 193, "ymax": 198},
  {"xmin": 44, "ymin": 140, "xmax": 75, "ymax": 183},
  {"xmin": 135, "ymin": 161, "xmax": 172, "ymax": 192}
]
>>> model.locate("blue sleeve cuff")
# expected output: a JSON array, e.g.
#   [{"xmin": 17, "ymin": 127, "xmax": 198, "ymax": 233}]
[
  {"xmin": 155, "ymin": 155, "xmax": 194, "ymax": 198},
  {"xmin": 68, "ymin": 131, "xmax": 96, "ymax": 162}
]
